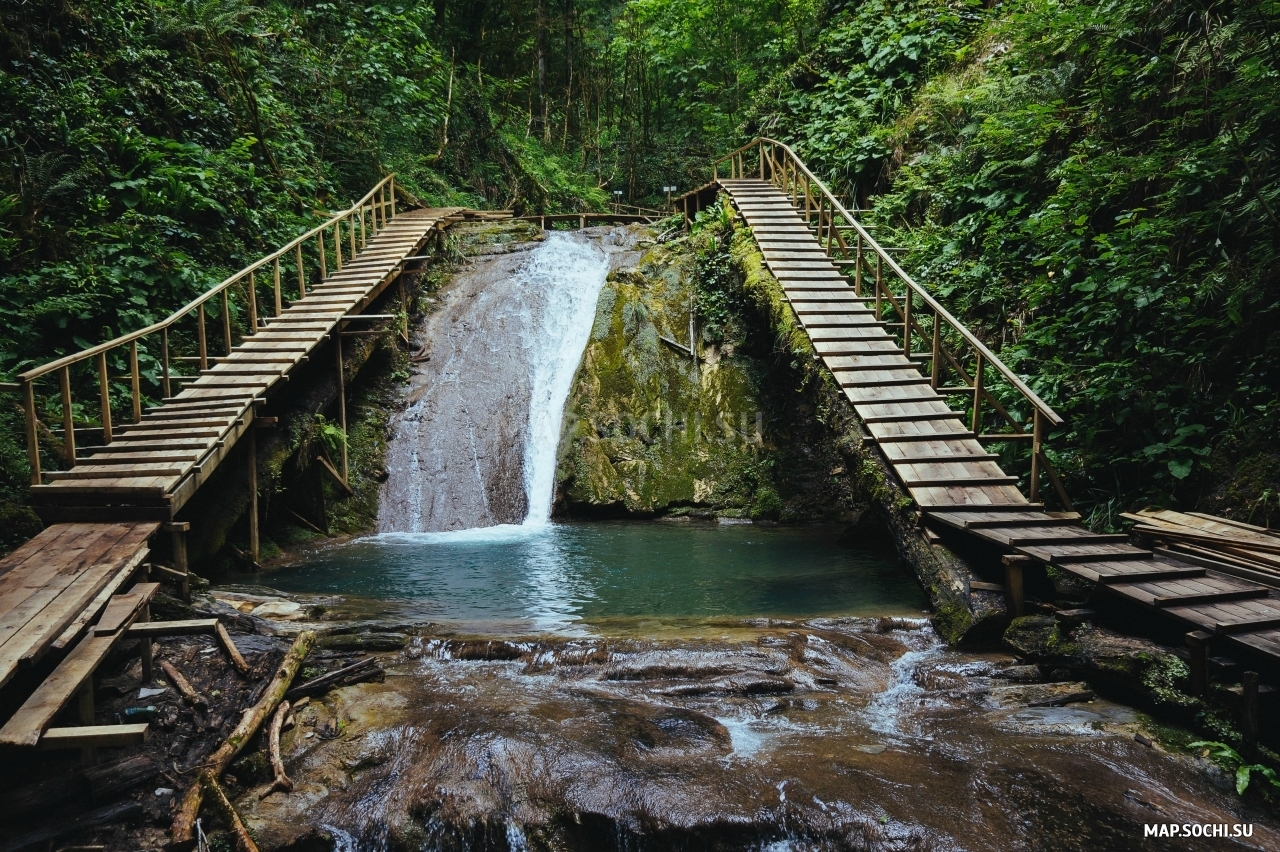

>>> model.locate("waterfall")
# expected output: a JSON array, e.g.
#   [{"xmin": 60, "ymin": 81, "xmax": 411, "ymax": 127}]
[
  {"xmin": 519, "ymin": 234, "xmax": 609, "ymax": 525},
  {"xmin": 376, "ymin": 231, "xmax": 608, "ymax": 533}
]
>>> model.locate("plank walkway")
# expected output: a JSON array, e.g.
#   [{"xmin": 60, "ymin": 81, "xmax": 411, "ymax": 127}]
[
  {"xmin": 30, "ymin": 207, "xmax": 465, "ymax": 523},
  {"xmin": 718, "ymin": 178, "xmax": 1280, "ymax": 666},
  {"xmin": 1, "ymin": 204, "xmax": 483, "ymax": 751}
]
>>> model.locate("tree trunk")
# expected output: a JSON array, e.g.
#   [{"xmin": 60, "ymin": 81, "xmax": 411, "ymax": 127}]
[{"xmin": 537, "ymin": 0, "xmax": 548, "ymax": 142}]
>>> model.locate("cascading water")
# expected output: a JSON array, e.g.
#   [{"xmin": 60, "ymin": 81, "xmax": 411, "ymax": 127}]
[
  {"xmin": 518, "ymin": 234, "xmax": 610, "ymax": 525},
  {"xmin": 376, "ymin": 232, "xmax": 608, "ymax": 533}
]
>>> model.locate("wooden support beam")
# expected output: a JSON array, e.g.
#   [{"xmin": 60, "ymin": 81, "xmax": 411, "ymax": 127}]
[
  {"xmin": 1003, "ymin": 555, "xmax": 1029, "ymax": 618},
  {"xmin": 39, "ymin": 723, "xmax": 149, "ymax": 750},
  {"xmin": 1186, "ymin": 630, "xmax": 1212, "ymax": 696}
]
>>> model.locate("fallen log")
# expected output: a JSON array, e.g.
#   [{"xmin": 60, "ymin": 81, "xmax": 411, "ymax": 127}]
[
  {"xmin": 160, "ymin": 660, "xmax": 208, "ymax": 710},
  {"xmin": 201, "ymin": 771, "xmax": 260, "ymax": 852},
  {"xmin": 215, "ymin": 622, "xmax": 251, "ymax": 675},
  {"xmin": 170, "ymin": 630, "xmax": 315, "ymax": 851},
  {"xmin": 259, "ymin": 700, "xmax": 293, "ymax": 798},
  {"xmin": 284, "ymin": 655, "xmax": 381, "ymax": 700}
]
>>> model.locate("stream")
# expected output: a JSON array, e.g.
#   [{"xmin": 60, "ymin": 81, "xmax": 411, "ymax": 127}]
[{"xmin": 249, "ymin": 225, "xmax": 1278, "ymax": 851}]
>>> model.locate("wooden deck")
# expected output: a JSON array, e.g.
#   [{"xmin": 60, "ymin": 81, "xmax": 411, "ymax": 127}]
[
  {"xmin": 30, "ymin": 207, "xmax": 466, "ymax": 523},
  {"xmin": 1, "ymin": 200, "xmax": 489, "ymax": 754},
  {"xmin": 718, "ymin": 177, "xmax": 1280, "ymax": 668}
]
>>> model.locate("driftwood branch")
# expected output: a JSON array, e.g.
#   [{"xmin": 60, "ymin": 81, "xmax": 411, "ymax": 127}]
[
  {"xmin": 215, "ymin": 622, "xmax": 251, "ymax": 675},
  {"xmin": 170, "ymin": 630, "xmax": 315, "ymax": 850},
  {"xmin": 284, "ymin": 656, "xmax": 381, "ymax": 700},
  {"xmin": 160, "ymin": 661, "xmax": 208, "ymax": 710},
  {"xmin": 260, "ymin": 700, "xmax": 293, "ymax": 798},
  {"xmin": 201, "ymin": 770, "xmax": 260, "ymax": 852}
]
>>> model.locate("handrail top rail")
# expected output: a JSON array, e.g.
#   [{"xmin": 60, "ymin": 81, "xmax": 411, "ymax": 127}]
[
  {"xmin": 19, "ymin": 174, "xmax": 397, "ymax": 382},
  {"xmin": 714, "ymin": 138, "xmax": 1062, "ymax": 426}
]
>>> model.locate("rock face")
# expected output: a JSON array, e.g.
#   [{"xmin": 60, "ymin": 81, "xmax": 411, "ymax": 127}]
[
  {"xmin": 1003, "ymin": 615, "xmax": 1201, "ymax": 717},
  {"xmin": 235, "ymin": 619, "xmax": 1280, "ymax": 851},
  {"xmin": 556, "ymin": 206, "xmax": 1000, "ymax": 644}
]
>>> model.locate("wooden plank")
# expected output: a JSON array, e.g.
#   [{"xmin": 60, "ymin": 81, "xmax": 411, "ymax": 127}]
[
  {"xmin": 8, "ymin": 527, "xmax": 153, "ymax": 670},
  {"xmin": 0, "ymin": 524, "xmax": 99, "ymax": 595},
  {"xmin": 846, "ymin": 384, "xmax": 940, "ymax": 403},
  {"xmin": 39, "ymin": 723, "xmax": 149, "ymax": 749},
  {"xmin": 0, "ymin": 583, "xmax": 159, "ymax": 746},
  {"xmin": 51, "ymin": 553, "xmax": 147, "ymax": 650},
  {"xmin": 127, "ymin": 618, "xmax": 219, "ymax": 637},
  {"xmin": 0, "ymin": 524, "xmax": 124, "ymax": 627}
]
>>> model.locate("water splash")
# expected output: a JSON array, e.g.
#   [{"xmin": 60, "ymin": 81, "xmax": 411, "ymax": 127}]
[{"xmin": 518, "ymin": 233, "xmax": 609, "ymax": 525}]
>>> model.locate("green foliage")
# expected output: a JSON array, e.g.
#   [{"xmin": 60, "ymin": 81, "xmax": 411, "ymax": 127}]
[
  {"xmin": 752, "ymin": 0, "xmax": 1280, "ymax": 519},
  {"xmin": 1189, "ymin": 741, "xmax": 1280, "ymax": 795}
]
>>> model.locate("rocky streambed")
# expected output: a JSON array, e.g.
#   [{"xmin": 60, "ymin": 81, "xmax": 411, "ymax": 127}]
[{"xmin": 222, "ymin": 611, "xmax": 1279, "ymax": 851}]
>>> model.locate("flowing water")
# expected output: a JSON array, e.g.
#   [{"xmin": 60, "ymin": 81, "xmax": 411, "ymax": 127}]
[
  {"xmin": 375, "ymin": 231, "xmax": 611, "ymax": 533},
  {"xmin": 244, "ymin": 225, "xmax": 1280, "ymax": 851}
]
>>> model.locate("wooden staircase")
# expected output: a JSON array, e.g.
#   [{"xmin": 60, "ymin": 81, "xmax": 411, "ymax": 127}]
[
  {"xmin": 695, "ymin": 140, "xmax": 1280, "ymax": 672},
  {"xmin": 1, "ymin": 178, "xmax": 501, "ymax": 755}
]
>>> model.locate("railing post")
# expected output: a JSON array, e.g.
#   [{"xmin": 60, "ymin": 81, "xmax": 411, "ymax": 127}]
[
  {"xmin": 759, "ymin": 141, "xmax": 765, "ymax": 179},
  {"xmin": 97, "ymin": 351, "xmax": 112, "ymax": 445},
  {"xmin": 23, "ymin": 378, "xmax": 41, "ymax": 485},
  {"xmin": 129, "ymin": 340, "xmax": 141, "ymax": 423},
  {"xmin": 359, "ymin": 205, "xmax": 367, "ymax": 248},
  {"xmin": 389, "ymin": 177, "xmax": 396, "ymax": 218},
  {"xmin": 247, "ymin": 271, "xmax": 259, "ymax": 333},
  {"xmin": 1030, "ymin": 409, "xmax": 1044, "ymax": 503},
  {"xmin": 295, "ymin": 244, "xmax": 306, "ymax": 298},
  {"xmin": 221, "ymin": 289, "xmax": 232, "ymax": 356},
  {"xmin": 59, "ymin": 366, "xmax": 75, "ymax": 466},
  {"xmin": 273, "ymin": 258, "xmax": 282, "ymax": 317},
  {"xmin": 161, "ymin": 327, "xmax": 171, "ymax": 399},
  {"xmin": 197, "ymin": 304, "xmax": 208, "ymax": 371},
  {"xmin": 348, "ymin": 213, "xmax": 356, "ymax": 258},
  {"xmin": 333, "ymin": 223, "xmax": 343, "ymax": 271},
  {"xmin": 903, "ymin": 284, "xmax": 912, "ymax": 357},
  {"xmin": 875, "ymin": 254, "xmax": 883, "ymax": 320},
  {"xmin": 930, "ymin": 311, "xmax": 942, "ymax": 390},
  {"xmin": 854, "ymin": 234, "xmax": 863, "ymax": 296},
  {"xmin": 971, "ymin": 352, "xmax": 985, "ymax": 434},
  {"xmin": 317, "ymin": 233, "xmax": 327, "ymax": 280}
]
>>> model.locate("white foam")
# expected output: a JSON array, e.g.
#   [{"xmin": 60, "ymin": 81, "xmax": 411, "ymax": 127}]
[{"xmin": 517, "ymin": 233, "xmax": 609, "ymax": 525}]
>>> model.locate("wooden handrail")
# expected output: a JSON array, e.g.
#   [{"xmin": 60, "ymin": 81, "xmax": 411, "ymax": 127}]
[
  {"xmin": 20, "ymin": 175, "xmax": 397, "ymax": 382},
  {"xmin": 710, "ymin": 138, "xmax": 1070, "ymax": 509},
  {"xmin": 713, "ymin": 138, "xmax": 1063, "ymax": 427},
  {"xmin": 17, "ymin": 174, "xmax": 399, "ymax": 484}
]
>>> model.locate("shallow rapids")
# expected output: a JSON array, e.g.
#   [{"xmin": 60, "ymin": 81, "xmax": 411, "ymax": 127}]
[{"xmin": 376, "ymin": 231, "xmax": 610, "ymax": 533}]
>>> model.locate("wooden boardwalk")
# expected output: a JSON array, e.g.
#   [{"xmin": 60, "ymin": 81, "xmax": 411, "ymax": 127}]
[
  {"xmin": 714, "ymin": 166, "xmax": 1280, "ymax": 670},
  {"xmin": 31, "ymin": 206, "xmax": 466, "ymax": 523},
  {"xmin": 0, "ymin": 188, "xmax": 489, "ymax": 754}
]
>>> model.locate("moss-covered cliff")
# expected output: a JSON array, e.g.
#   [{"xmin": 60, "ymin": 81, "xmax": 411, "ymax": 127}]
[
  {"xmin": 556, "ymin": 202, "xmax": 1003, "ymax": 645},
  {"xmin": 555, "ymin": 208, "xmax": 862, "ymax": 522}
]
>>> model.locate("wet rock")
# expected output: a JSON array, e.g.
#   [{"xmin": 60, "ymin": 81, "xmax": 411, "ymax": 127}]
[
  {"xmin": 993, "ymin": 664, "xmax": 1046, "ymax": 683},
  {"xmin": 229, "ymin": 620, "xmax": 1280, "ymax": 852},
  {"xmin": 318, "ymin": 632, "xmax": 408, "ymax": 652},
  {"xmin": 445, "ymin": 639, "xmax": 527, "ymax": 661},
  {"xmin": 1003, "ymin": 616, "xmax": 1199, "ymax": 717}
]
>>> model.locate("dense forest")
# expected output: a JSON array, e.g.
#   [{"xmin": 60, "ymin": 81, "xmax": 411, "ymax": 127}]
[{"xmin": 1, "ymin": 0, "xmax": 1277, "ymax": 543}]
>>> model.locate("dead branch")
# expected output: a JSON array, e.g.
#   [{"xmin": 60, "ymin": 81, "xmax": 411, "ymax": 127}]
[
  {"xmin": 160, "ymin": 661, "xmax": 208, "ymax": 710},
  {"xmin": 259, "ymin": 700, "xmax": 293, "ymax": 798},
  {"xmin": 215, "ymin": 622, "xmax": 251, "ymax": 676},
  {"xmin": 170, "ymin": 630, "xmax": 315, "ymax": 850}
]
